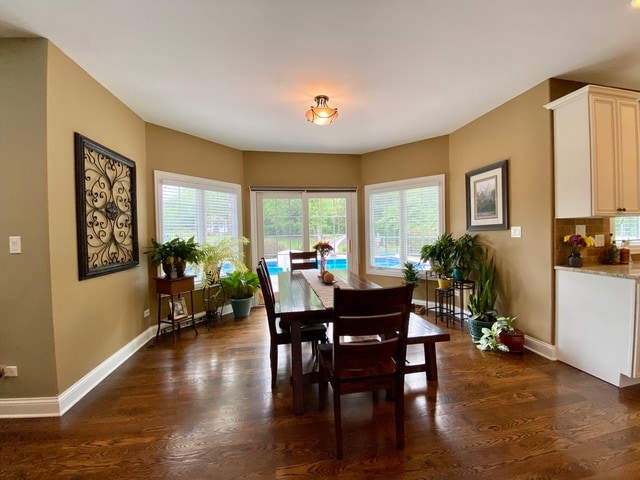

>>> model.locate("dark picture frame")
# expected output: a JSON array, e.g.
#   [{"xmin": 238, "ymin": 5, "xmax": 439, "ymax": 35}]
[
  {"xmin": 74, "ymin": 133, "xmax": 139, "ymax": 280},
  {"xmin": 465, "ymin": 160, "xmax": 508, "ymax": 231},
  {"xmin": 169, "ymin": 298, "xmax": 189, "ymax": 320}
]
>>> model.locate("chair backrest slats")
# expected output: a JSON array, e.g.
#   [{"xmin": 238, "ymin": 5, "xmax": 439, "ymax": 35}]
[
  {"xmin": 289, "ymin": 251, "xmax": 319, "ymax": 270},
  {"xmin": 331, "ymin": 285, "xmax": 413, "ymax": 378}
]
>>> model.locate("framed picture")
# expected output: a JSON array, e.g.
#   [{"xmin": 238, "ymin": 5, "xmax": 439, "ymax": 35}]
[
  {"xmin": 74, "ymin": 133, "xmax": 139, "ymax": 280},
  {"xmin": 465, "ymin": 160, "xmax": 508, "ymax": 231},
  {"xmin": 169, "ymin": 298, "xmax": 189, "ymax": 320}
]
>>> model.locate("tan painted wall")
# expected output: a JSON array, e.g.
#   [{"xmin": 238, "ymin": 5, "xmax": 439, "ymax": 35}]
[
  {"xmin": 46, "ymin": 43, "xmax": 150, "ymax": 392},
  {"xmin": 360, "ymin": 137, "xmax": 450, "ymax": 300},
  {"xmin": 0, "ymin": 39, "xmax": 57, "ymax": 398},
  {"xmin": 449, "ymin": 81, "xmax": 556, "ymax": 343},
  {"xmin": 145, "ymin": 124, "xmax": 244, "ymax": 314}
]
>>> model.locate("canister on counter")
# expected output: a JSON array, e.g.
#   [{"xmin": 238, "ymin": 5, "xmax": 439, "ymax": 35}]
[{"xmin": 620, "ymin": 240, "xmax": 630, "ymax": 264}]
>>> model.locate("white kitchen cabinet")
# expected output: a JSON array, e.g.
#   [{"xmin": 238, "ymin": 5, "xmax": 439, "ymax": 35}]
[
  {"xmin": 556, "ymin": 268, "xmax": 640, "ymax": 387},
  {"xmin": 545, "ymin": 85, "xmax": 640, "ymax": 218}
]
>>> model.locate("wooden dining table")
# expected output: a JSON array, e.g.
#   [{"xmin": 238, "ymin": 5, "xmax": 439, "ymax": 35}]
[{"xmin": 277, "ymin": 269, "xmax": 450, "ymax": 415}]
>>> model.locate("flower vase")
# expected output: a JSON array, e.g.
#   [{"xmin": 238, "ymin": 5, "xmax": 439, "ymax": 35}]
[
  {"xmin": 568, "ymin": 252, "xmax": 583, "ymax": 268},
  {"xmin": 320, "ymin": 255, "xmax": 327, "ymax": 276}
]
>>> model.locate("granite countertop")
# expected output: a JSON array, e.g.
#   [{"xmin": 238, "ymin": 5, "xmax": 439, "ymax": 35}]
[{"xmin": 555, "ymin": 263, "xmax": 640, "ymax": 280}]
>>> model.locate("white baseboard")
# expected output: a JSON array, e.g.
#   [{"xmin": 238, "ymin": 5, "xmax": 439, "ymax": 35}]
[
  {"xmin": 0, "ymin": 325, "xmax": 156, "ymax": 418},
  {"xmin": 524, "ymin": 335, "xmax": 557, "ymax": 360}
]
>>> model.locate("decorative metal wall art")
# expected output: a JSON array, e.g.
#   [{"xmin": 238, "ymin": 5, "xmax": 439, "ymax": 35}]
[{"xmin": 74, "ymin": 133, "xmax": 139, "ymax": 280}]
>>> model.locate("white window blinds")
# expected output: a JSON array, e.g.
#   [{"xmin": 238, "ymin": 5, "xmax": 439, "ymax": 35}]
[{"xmin": 365, "ymin": 175, "xmax": 444, "ymax": 275}]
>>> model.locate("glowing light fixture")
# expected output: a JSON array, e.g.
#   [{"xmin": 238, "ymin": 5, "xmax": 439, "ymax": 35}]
[
  {"xmin": 632, "ymin": 0, "xmax": 640, "ymax": 8},
  {"xmin": 305, "ymin": 95, "xmax": 339, "ymax": 126}
]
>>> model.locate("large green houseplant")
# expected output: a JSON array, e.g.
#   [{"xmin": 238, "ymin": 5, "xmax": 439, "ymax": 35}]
[
  {"xmin": 219, "ymin": 268, "xmax": 261, "ymax": 319},
  {"xmin": 467, "ymin": 248, "xmax": 498, "ymax": 341},
  {"xmin": 147, "ymin": 236, "xmax": 203, "ymax": 278},
  {"xmin": 200, "ymin": 237, "xmax": 249, "ymax": 319},
  {"xmin": 451, "ymin": 233, "xmax": 481, "ymax": 280},
  {"xmin": 420, "ymin": 232, "xmax": 455, "ymax": 287}
]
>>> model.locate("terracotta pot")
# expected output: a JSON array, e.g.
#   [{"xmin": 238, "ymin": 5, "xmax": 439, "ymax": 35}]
[{"xmin": 498, "ymin": 330, "xmax": 525, "ymax": 353}]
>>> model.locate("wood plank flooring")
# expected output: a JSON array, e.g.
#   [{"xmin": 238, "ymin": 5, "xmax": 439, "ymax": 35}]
[{"xmin": 2, "ymin": 308, "xmax": 640, "ymax": 479}]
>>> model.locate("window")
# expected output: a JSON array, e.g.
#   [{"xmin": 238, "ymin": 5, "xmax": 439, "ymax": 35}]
[
  {"xmin": 364, "ymin": 175, "xmax": 445, "ymax": 276},
  {"xmin": 613, "ymin": 216, "xmax": 640, "ymax": 250},
  {"xmin": 154, "ymin": 171, "xmax": 242, "ymax": 283}
]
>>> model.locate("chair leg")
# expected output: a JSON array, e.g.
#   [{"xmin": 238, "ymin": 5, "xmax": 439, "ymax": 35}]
[
  {"xmin": 270, "ymin": 343, "xmax": 278, "ymax": 390},
  {"xmin": 318, "ymin": 368, "xmax": 327, "ymax": 410},
  {"xmin": 395, "ymin": 378, "xmax": 405, "ymax": 450},
  {"xmin": 333, "ymin": 387, "xmax": 343, "ymax": 460}
]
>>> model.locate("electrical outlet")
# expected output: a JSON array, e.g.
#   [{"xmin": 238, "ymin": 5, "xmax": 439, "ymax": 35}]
[
  {"xmin": 4, "ymin": 366, "xmax": 17, "ymax": 377},
  {"xmin": 575, "ymin": 225, "xmax": 586, "ymax": 236},
  {"xmin": 143, "ymin": 308, "xmax": 150, "ymax": 318}
]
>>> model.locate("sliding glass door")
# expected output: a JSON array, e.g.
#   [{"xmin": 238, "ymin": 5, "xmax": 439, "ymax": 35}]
[{"xmin": 252, "ymin": 190, "xmax": 357, "ymax": 274}]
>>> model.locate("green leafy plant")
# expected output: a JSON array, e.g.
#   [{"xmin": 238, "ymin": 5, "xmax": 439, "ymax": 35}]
[
  {"xmin": 477, "ymin": 321, "xmax": 510, "ymax": 352},
  {"xmin": 477, "ymin": 316, "xmax": 519, "ymax": 352},
  {"xmin": 200, "ymin": 237, "xmax": 249, "ymax": 318},
  {"xmin": 219, "ymin": 269, "xmax": 261, "ymax": 299},
  {"xmin": 147, "ymin": 236, "xmax": 203, "ymax": 265},
  {"xmin": 200, "ymin": 237, "xmax": 249, "ymax": 285},
  {"xmin": 467, "ymin": 248, "xmax": 498, "ymax": 322},
  {"xmin": 402, "ymin": 261, "xmax": 421, "ymax": 285},
  {"xmin": 451, "ymin": 233, "xmax": 481, "ymax": 280},
  {"xmin": 420, "ymin": 232, "xmax": 455, "ymax": 278}
]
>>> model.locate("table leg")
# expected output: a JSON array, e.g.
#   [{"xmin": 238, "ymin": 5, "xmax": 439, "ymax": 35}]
[
  {"xmin": 290, "ymin": 320, "xmax": 304, "ymax": 415},
  {"xmin": 425, "ymin": 343, "xmax": 438, "ymax": 381}
]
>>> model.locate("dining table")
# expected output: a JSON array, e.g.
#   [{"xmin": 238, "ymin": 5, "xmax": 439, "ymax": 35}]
[{"xmin": 277, "ymin": 269, "xmax": 450, "ymax": 415}]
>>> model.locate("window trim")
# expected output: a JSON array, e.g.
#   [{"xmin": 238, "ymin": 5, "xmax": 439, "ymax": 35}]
[
  {"xmin": 153, "ymin": 170, "xmax": 243, "ymax": 286},
  {"xmin": 364, "ymin": 174, "xmax": 445, "ymax": 277}
]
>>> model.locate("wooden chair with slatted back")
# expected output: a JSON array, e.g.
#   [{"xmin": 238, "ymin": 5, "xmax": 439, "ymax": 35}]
[
  {"xmin": 257, "ymin": 261, "xmax": 328, "ymax": 389},
  {"xmin": 289, "ymin": 251, "xmax": 319, "ymax": 270},
  {"xmin": 318, "ymin": 284, "xmax": 414, "ymax": 459}
]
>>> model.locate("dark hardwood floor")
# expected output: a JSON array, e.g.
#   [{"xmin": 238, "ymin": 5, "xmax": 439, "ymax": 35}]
[{"xmin": 2, "ymin": 308, "xmax": 640, "ymax": 479}]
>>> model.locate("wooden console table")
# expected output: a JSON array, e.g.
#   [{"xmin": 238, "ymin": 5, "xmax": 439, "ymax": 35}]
[{"xmin": 155, "ymin": 275, "xmax": 198, "ymax": 344}]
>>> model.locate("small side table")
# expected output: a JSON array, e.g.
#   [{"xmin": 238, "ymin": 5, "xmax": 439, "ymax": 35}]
[
  {"xmin": 155, "ymin": 275, "xmax": 198, "ymax": 345},
  {"xmin": 435, "ymin": 287, "xmax": 455, "ymax": 326},
  {"xmin": 452, "ymin": 279, "xmax": 475, "ymax": 328}
]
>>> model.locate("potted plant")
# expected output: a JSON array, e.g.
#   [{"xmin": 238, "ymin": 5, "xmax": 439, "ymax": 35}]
[
  {"xmin": 496, "ymin": 316, "xmax": 524, "ymax": 353},
  {"xmin": 402, "ymin": 261, "xmax": 421, "ymax": 287},
  {"xmin": 476, "ymin": 316, "xmax": 523, "ymax": 353},
  {"xmin": 451, "ymin": 233, "xmax": 481, "ymax": 280},
  {"xmin": 147, "ymin": 236, "xmax": 203, "ymax": 278},
  {"xmin": 476, "ymin": 321, "xmax": 509, "ymax": 352},
  {"xmin": 420, "ymin": 233, "xmax": 455, "ymax": 288},
  {"xmin": 200, "ymin": 237, "xmax": 249, "ymax": 319},
  {"xmin": 467, "ymin": 248, "xmax": 498, "ymax": 341},
  {"xmin": 219, "ymin": 268, "xmax": 261, "ymax": 319}
]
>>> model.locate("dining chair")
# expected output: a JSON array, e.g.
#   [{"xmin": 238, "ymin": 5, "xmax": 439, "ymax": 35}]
[
  {"xmin": 289, "ymin": 251, "xmax": 319, "ymax": 270},
  {"xmin": 318, "ymin": 284, "xmax": 414, "ymax": 459},
  {"xmin": 256, "ymin": 262, "xmax": 328, "ymax": 389}
]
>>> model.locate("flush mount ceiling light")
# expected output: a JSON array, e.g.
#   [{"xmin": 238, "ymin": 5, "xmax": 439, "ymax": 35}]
[
  {"xmin": 305, "ymin": 95, "xmax": 339, "ymax": 126},
  {"xmin": 632, "ymin": 0, "xmax": 640, "ymax": 8}
]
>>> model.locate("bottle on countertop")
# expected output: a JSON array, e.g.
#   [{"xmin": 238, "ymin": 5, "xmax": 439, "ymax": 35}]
[{"xmin": 607, "ymin": 233, "xmax": 620, "ymax": 265}]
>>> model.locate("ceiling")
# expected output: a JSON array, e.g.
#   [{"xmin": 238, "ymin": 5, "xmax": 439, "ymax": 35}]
[{"xmin": 1, "ymin": 1, "xmax": 640, "ymax": 155}]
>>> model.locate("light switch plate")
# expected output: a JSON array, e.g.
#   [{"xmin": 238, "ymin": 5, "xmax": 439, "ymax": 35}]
[
  {"xmin": 575, "ymin": 225, "xmax": 586, "ymax": 236},
  {"xmin": 9, "ymin": 236, "xmax": 21, "ymax": 254},
  {"xmin": 511, "ymin": 226, "xmax": 522, "ymax": 238}
]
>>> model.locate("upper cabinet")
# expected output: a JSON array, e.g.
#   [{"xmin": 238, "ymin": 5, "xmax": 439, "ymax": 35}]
[{"xmin": 545, "ymin": 85, "xmax": 640, "ymax": 218}]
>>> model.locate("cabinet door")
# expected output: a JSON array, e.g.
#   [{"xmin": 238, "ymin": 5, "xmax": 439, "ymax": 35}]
[
  {"xmin": 617, "ymin": 99, "xmax": 640, "ymax": 214},
  {"xmin": 591, "ymin": 95, "xmax": 618, "ymax": 215}
]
